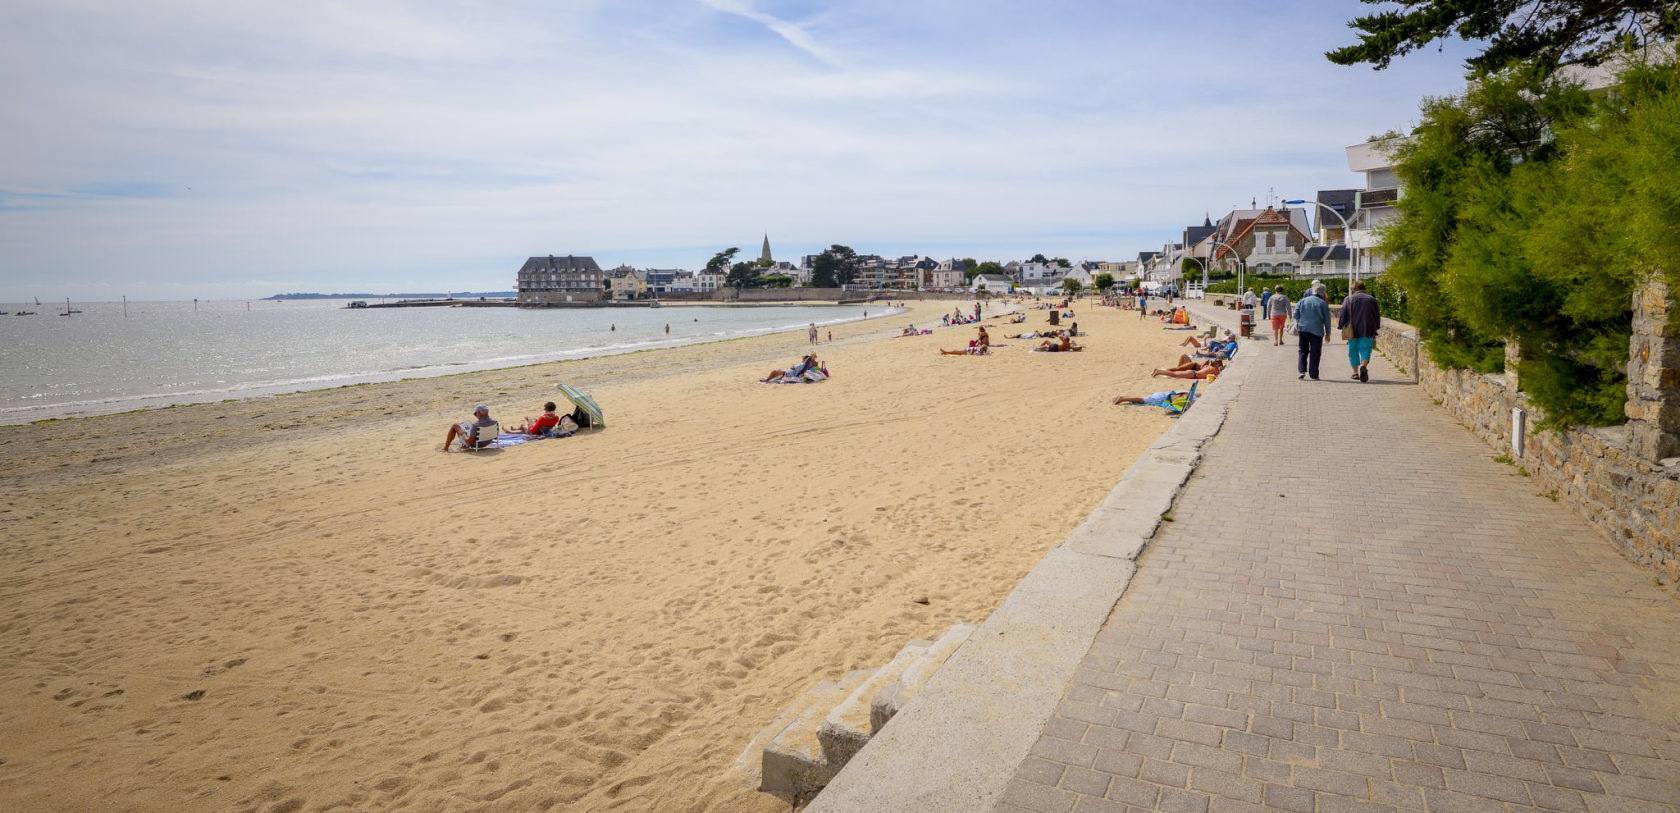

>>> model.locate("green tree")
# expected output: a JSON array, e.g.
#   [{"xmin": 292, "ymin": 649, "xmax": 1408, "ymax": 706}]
[
  {"xmin": 1052, "ymin": 257, "xmax": 1071, "ymax": 268},
  {"xmin": 1094, "ymin": 273, "xmax": 1115, "ymax": 291},
  {"xmin": 810, "ymin": 244, "xmax": 858, "ymax": 288},
  {"xmin": 1327, "ymin": 0, "xmax": 1680, "ymax": 76},
  {"xmin": 971, "ymin": 261, "xmax": 1004, "ymax": 281},
  {"xmin": 726, "ymin": 260, "xmax": 759, "ymax": 289},
  {"xmin": 706, "ymin": 247, "xmax": 740, "ymax": 275},
  {"xmin": 810, "ymin": 252, "xmax": 840, "ymax": 288},
  {"xmin": 1384, "ymin": 61, "xmax": 1680, "ymax": 427},
  {"xmin": 831, "ymin": 245, "xmax": 860, "ymax": 286},
  {"xmin": 1061, "ymin": 278, "xmax": 1082, "ymax": 295},
  {"xmin": 1029, "ymin": 253, "xmax": 1050, "ymax": 264}
]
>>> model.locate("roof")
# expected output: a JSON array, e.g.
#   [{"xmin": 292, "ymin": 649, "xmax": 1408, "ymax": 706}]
[
  {"xmin": 1301, "ymin": 244, "xmax": 1351, "ymax": 262},
  {"xmin": 1313, "ymin": 190, "xmax": 1358, "ymax": 233},
  {"xmin": 519, "ymin": 255, "xmax": 602, "ymax": 273}
]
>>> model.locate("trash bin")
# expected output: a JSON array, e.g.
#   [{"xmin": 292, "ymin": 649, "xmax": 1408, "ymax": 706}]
[
  {"xmin": 1048, "ymin": 310, "xmax": 1060, "ymax": 326},
  {"xmin": 1239, "ymin": 308, "xmax": 1254, "ymax": 338}
]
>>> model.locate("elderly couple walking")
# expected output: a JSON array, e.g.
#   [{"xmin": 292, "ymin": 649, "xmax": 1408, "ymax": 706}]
[{"xmin": 1291, "ymin": 281, "xmax": 1381, "ymax": 382}]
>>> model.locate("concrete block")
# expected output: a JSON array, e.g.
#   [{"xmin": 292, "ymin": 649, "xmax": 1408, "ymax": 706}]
[
  {"xmin": 760, "ymin": 669, "xmax": 875, "ymax": 801},
  {"xmin": 1061, "ymin": 504, "xmax": 1161, "ymax": 560},
  {"xmin": 807, "ymin": 549, "xmax": 1137, "ymax": 813},
  {"xmin": 870, "ymin": 623, "xmax": 977, "ymax": 733},
  {"xmin": 815, "ymin": 639, "xmax": 931, "ymax": 769}
]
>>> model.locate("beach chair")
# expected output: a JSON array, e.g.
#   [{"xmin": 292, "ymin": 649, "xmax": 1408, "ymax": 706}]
[
  {"xmin": 1163, "ymin": 383, "xmax": 1198, "ymax": 415},
  {"xmin": 462, "ymin": 421, "xmax": 501, "ymax": 450}
]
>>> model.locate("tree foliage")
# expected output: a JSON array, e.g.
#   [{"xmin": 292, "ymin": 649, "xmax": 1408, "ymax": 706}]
[
  {"xmin": 726, "ymin": 261, "xmax": 759, "ymax": 289},
  {"xmin": 808, "ymin": 244, "xmax": 858, "ymax": 288},
  {"xmin": 1326, "ymin": 0, "xmax": 1680, "ymax": 77},
  {"xmin": 1384, "ymin": 59, "xmax": 1680, "ymax": 427},
  {"xmin": 1094, "ymin": 273, "xmax": 1116, "ymax": 291},
  {"xmin": 706, "ymin": 247, "xmax": 739, "ymax": 275}
]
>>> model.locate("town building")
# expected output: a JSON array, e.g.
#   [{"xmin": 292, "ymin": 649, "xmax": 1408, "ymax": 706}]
[
  {"xmin": 1345, "ymin": 138, "xmax": 1403, "ymax": 279},
  {"xmin": 516, "ymin": 255, "xmax": 606, "ymax": 304}
]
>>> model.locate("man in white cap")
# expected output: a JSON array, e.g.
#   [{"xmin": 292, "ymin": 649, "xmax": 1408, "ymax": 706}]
[{"xmin": 442, "ymin": 405, "xmax": 499, "ymax": 451}]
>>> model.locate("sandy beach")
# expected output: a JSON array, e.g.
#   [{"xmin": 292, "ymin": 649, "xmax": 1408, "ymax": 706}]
[{"xmin": 0, "ymin": 298, "xmax": 1193, "ymax": 812}]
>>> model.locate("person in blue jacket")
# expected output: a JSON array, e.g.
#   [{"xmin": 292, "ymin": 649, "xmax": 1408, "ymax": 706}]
[{"xmin": 1293, "ymin": 287, "xmax": 1332, "ymax": 380}]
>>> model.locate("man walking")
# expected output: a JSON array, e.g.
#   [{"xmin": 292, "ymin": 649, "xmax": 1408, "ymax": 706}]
[
  {"xmin": 1338, "ymin": 280, "xmax": 1382, "ymax": 382},
  {"xmin": 808, "ymin": 322, "xmax": 818, "ymax": 344},
  {"xmin": 1293, "ymin": 286, "xmax": 1331, "ymax": 380}
]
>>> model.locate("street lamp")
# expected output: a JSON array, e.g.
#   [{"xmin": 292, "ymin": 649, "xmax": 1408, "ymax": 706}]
[
  {"xmin": 1206, "ymin": 238, "xmax": 1244, "ymax": 295},
  {"xmin": 1183, "ymin": 256, "xmax": 1206, "ymax": 298},
  {"xmin": 1283, "ymin": 199, "xmax": 1353, "ymax": 295}
]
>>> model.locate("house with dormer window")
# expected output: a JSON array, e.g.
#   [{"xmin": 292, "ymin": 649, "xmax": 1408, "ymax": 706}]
[
  {"xmin": 516, "ymin": 255, "xmax": 606, "ymax": 304},
  {"xmin": 1208, "ymin": 206, "xmax": 1313, "ymax": 276}
]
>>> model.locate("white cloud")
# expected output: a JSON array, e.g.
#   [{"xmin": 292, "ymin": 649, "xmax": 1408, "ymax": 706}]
[{"xmin": 0, "ymin": 1, "xmax": 1478, "ymax": 299}]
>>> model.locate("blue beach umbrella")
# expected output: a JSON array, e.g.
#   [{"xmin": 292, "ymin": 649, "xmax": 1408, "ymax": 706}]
[{"xmin": 555, "ymin": 383, "xmax": 604, "ymax": 427}]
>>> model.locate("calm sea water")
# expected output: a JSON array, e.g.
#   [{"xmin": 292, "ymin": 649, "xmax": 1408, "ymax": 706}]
[{"xmin": 0, "ymin": 299, "xmax": 888, "ymax": 424}]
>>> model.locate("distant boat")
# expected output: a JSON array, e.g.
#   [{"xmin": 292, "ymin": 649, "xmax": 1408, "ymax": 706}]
[
  {"xmin": 60, "ymin": 298, "xmax": 82, "ymax": 316},
  {"xmin": 14, "ymin": 310, "xmax": 36, "ymax": 316},
  {"xmin": 347, "ymin": 300, "xmax": 369, "ymax": 309},
  {"xmin": 648, "ymin": 301, "xmax": 662, "ymax": 308}
]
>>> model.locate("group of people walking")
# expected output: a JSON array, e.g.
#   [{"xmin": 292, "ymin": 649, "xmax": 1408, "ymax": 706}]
[{"xmin": 1242, "ymin": 281, "xmax": 1381, "ymax": 381}]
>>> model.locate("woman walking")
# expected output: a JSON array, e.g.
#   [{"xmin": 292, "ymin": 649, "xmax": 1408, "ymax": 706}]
[
  {"xmin": 1265, "ymin": 285, "xmax": 1291, "ymax": 346},
  {"xmin": 1337, "ymin": 280, "xmax": 1382, "ymax": 382}
]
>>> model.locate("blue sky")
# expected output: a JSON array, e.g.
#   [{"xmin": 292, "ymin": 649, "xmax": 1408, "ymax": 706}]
[{"xmin": 0, "ymin": 1, "xmax": 1477, "ymax": 300}]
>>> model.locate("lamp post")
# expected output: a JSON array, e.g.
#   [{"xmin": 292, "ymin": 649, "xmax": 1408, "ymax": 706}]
[
  {"xmin": 1184, "ymin": 256, "xmax": 1206, "ymax": 298},
  {"xmin": 1283, "ymin": 199, "xmax": 1353, "ymax": 295},
  {"xmin": 1206, "ymin": 238, "xmax": 1243, "ymax": 295}
]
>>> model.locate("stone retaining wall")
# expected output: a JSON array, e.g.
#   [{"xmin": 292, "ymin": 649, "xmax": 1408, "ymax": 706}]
[{"xmin": 1375, "ymin": 319, "xmax": 1680, "ymax": 591}]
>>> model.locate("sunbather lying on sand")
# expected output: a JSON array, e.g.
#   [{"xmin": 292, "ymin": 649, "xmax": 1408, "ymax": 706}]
[
  {"xmin": 1151, "ymin": 359, "xmax": 1222, "ymax": 379},
  {"xmin": 1164, "ymin": 354, "xmax": 1224, "ymax": 370},
  {"xmin": 1179, "ymin": 331, "xmax": 1233, "ymax": 348},
  {"xmin": 1033, "ymin": 336, "xmax": 1081, "ymax": 352},
  {"xmin": 1112, "ymin": 389, "xmax": 1190, "ymax": 406},
  {"xmin": 940, "ymin": 326, "xmax": 990, "ymax": 355}
]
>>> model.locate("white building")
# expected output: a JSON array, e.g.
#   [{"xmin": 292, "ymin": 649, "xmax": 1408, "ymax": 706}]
[{"xmin": 1345, "ymin": 137, "xmax": 1405, "ymax": 279}]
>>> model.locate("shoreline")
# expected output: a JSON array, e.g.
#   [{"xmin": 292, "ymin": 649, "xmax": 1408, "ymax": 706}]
[
  {"xmin": 0, "ymin": 299, "xmax": 1188, "ymax": 811},
  {"xmin": 1, "ymin": 304, "xmax": 905, "ymax": 427}
]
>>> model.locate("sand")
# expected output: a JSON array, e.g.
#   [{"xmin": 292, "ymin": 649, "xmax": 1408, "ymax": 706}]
[{"xmin": 0, "ymin": 299, "xmax": 1190, "ymax": 812}]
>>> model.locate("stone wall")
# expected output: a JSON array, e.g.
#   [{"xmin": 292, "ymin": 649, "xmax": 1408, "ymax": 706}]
[{"xmin": 1374, "ymin": 315, "xmax": 1680, "ymax": 592}]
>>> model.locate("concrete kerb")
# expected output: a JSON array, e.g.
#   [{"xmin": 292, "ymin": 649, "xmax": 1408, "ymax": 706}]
[{"xmin": 804, "ymin": 302, "xmax": 1251, "ymax": 813}]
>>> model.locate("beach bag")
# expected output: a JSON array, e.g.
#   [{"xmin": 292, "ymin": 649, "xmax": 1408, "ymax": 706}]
[
  {"xmin": 1284, "ymin": 318, "xmax": 1299, "ymax": 337},
  {"xmin": 569, "ymin": 407, "xmax": 593, "ymax": 429},
  {"xmin": 1341, "ymin": 323, "xmax": 1355, "ymax": 340}
]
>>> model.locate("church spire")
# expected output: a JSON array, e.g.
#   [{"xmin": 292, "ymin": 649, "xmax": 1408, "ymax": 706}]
[{"xmin": 760, "ymin": 234, "xmax": 772, "ymax": 264}]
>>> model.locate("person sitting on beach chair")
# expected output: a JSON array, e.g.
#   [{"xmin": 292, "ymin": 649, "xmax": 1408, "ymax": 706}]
[
  {"xmin": 443, "ymin": 405, "xmax": 500, "ymax": 451},
  {"xmin": 1190, "ymin": 339, "xmax": 1236, "ymax": 360},
  {"xmin": 762, "ymin": 354, "xmax": 821, "ymax": 382}
]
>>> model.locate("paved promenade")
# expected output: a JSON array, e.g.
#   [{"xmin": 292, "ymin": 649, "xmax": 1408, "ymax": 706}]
[{"xmin": 997, "ymin": 317, "xmax": 1680, "ymax": 812}]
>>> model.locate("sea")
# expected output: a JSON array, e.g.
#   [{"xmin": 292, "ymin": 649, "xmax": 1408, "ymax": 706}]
[{"xmin": 0, "ymin": 299, "xmax": 889, "ymax": 425}]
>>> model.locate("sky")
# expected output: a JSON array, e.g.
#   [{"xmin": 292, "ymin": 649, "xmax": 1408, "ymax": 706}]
[{"xmin": 0, "ymin": 0, "xmax": 1481, "ymax": 301}]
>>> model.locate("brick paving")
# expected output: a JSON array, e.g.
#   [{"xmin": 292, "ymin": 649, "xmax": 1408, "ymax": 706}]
[{"xmin": 998, "ymin": 329, "xmax": 1680, "ymax": 813}]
